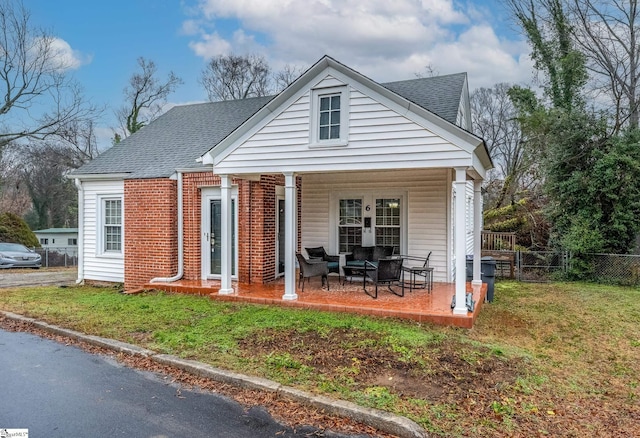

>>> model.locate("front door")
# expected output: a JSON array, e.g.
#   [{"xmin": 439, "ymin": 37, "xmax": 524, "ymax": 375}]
[
  {"xmin": 209, "ymin": 199, "xmax": 236, "ymax": 276},
  {"xmin": 276, "ymin": 197, "xmax": 285, "ymax": 276},
  {"xmin": 202, "ymin": 188, "xmax": 237, "ymax": 279}
]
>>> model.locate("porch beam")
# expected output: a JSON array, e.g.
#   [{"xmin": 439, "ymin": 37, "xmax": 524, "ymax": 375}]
[
  {"xmin": 283, "ymin": 172, "xmax": 298, "ymax": 300},
  {"xmin": 472, "ymin": 180, "xmax": 482, "ymax": 286},
  {"xmin": 218, "ymin": 174, "xmax": 234, "ymax": 295},
  {"xmin": 453, "ymin": 168, "xmax": 468, "ymax": 315}
]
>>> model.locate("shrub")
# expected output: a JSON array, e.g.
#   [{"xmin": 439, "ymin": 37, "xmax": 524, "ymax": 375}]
[{"xmin": 0, "ymin": 212, "xmax": 40, "ymax": 247}]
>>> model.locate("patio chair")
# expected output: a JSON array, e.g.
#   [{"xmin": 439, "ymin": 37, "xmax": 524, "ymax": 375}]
[
  {"xmin": 363, "ymin": 258, "xmax": 404, "ymax": 299},
  {"xmin": 296, "ymin": 253, "xmax": 329, "ymax": 291},
  {"xmin": 402, "ymin": 251, "xmax": 433, "ymax": 292},
  {"xmin": 305, "ymin": 246, "xmax": 341, "ymax": 283}
]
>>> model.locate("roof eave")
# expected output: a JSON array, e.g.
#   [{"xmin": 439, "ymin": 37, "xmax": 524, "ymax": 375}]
[{"xmin": 66, "ymin": 172, "xmax": 130, "ymax": 181}]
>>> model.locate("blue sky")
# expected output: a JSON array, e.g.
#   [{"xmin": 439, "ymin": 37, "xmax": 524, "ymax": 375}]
[{"xmin": 25, "ymin": 0, "xmax": 532, "ymax": 143}]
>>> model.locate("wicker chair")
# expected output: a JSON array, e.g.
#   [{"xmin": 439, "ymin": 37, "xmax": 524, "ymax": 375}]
[
  {"xmin": 305, "ymin": 246, "xmax": 341, "ymax": 283},
  {"xmin": 363, "ymin": 258, "xmax": 404, "ymax": 299},
  {"xmin": 296, "ymin": 253, "xmax": 329, "ymax": 291}
]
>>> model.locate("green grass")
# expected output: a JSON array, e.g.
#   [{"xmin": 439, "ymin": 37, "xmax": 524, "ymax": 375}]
[{"xmin": 1, "ymin": 281, "xmax": 639, "ymax": 437}]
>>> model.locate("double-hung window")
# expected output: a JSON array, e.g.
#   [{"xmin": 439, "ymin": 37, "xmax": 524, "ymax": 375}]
[
  {"xmin": 103, "ymin": 198, "xmax": 122, "ymax": 253},
  {"xmin": 310, "ymin": 86, "xmax": 349, "ymax": 146},
  {"xmin": 319, "ymin": 94, "xmax": 341, "ymax": 140}
]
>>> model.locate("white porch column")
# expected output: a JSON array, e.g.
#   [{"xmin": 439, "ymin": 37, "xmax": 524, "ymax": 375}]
[
  {"xmin": 282, "ymin": 172, "xmax": 298, "ymax": 300},
  {"xmin": 453, "ymin": 168, "xmax": 468, "ymax": 315},
  {"xmin": 472, "ymin": 180, "xmax": 483, "ymax": 286},
  {"xmin": 218, "ymin": 174, "xmax": 234, "ymax": 295}
]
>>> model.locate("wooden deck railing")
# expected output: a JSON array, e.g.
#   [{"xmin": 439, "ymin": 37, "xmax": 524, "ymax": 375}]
[{"xmin": 481, "ymin": 231, "xmax": 516, "ymax": 251}]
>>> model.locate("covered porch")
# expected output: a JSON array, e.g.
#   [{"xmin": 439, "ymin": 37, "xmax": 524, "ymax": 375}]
[
  {"xmin": 197, "ymin": 56, "xmax": 493, "ymax": 324},
  {"xmin": 145, "ymin": 278, "xmax": 487, "ymax": 328}
]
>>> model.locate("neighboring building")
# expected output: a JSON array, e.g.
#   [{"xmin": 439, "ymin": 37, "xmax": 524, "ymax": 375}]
[
  {"xmin": 33, "ymin": 228, "xmax": 79, "ymax": 255},
  {"xmin": 69, "ymin": 55, "xmax": 492, "ymax": 315}
]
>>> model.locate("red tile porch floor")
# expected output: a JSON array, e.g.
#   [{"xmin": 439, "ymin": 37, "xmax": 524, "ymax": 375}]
[{"xmin": 144, "ymin": 276, "xmax": 487, "ymax": 328}]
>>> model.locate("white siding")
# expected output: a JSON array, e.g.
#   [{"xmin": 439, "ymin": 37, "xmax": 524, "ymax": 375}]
[
  {"xmin": 215, "ymin": 79, "xmax": 473, "ymax": 174},
  {"xmin": 301, "ymin": 169, "xmax": 450, "ymax": 281},
  {"xmin": 82, "ymin": 180, "xmax": 124, "ymax": 282}
]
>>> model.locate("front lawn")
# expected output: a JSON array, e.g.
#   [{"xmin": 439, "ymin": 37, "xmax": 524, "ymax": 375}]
[{"xmin": 0, "ymin": 281, "xmax": 638, "ymax": 437}]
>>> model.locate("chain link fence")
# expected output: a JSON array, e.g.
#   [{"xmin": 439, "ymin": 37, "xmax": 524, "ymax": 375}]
[
  {"xmin": 486, "ymin": 250, "xmax": 640, "ymax": 286},
  {"xmin": 33, "ymin": 247, "xmax": 78, "ymax": 268},
  {"xmin": 586, "ymin": 253, "xmax": 640, "ymax": 286},
  {"xmin": 517, "ymin": 251, "xmax": 568, "ymax": 282}
]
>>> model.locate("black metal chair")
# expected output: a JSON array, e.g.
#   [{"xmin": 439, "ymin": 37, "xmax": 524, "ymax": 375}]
[
  {"xmin": 402, "ymin": 251, "xmax": 433, "ymax": 292},
  {"xmin": 296, "ymin": 253, "xmax": 329, "ymax": 291},
  {"xmin": 363, "ymin": 258, "xmax": 404, "ymax": 299},
  {"xmin": 305, "ymin": 246, "xmax": 341, "ymax": 283}
]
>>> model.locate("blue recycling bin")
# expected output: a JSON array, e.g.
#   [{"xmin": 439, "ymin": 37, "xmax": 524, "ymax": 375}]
[{"xmin": 465, "ymin": 255, "xmax": 497, "ymax": 302}]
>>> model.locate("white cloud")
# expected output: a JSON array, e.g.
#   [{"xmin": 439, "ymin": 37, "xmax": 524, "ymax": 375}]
[
  {"xmin": 185, "ymin": 0, "xmax": 533, "ymax": 90},
  {"xmin": 49, "ymin": 38, "xmax": 90, "ymax": 70},
  {"xmin": 189, "ymin": 32, "xmax": 232, "ymax": 58}
]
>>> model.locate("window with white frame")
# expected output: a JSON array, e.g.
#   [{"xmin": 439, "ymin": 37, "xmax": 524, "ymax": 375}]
[
  {"xmin": 68, "ymin": 238, "xmax": 77, "ymax": 245},
  {"xmin": 338, "ymin": 199, "xmax": 362, "ymax": 253},
  {"xmin": 375, "ymin": 198, "xmax": 401, "ymax": 253},
  {"xmin": 310, "ymin": 86, "xmax": 349, "ymax": 146},
  {"xmin": 319, "ymin": 94, "xmax": 341, "ymax": 140},
  {"xmin": 102, "ymin": 198, "xmax": 122, "ymax": 253}
]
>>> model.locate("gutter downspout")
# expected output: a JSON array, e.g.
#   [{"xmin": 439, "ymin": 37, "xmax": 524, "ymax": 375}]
[
  {"xmin": 150, "ymin": 171, "xmax": 184, "ymax": 283},
  {"xmin": 74, "ymin": 178, "xmax": 84, "ymax": 284}
]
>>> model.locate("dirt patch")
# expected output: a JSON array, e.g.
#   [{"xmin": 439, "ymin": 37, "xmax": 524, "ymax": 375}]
[{"xmin": 239, "ymin": 328, "xmax": 523, "ymax": 401}]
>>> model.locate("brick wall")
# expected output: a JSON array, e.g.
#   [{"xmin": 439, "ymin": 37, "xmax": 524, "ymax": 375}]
[
  {"xmin": 124, "ymin": 178, "xmax": 177, "ymax": 290},
  {"xmin": 124, "ymin": 172, "xmax": 301, "ymax": 289}
]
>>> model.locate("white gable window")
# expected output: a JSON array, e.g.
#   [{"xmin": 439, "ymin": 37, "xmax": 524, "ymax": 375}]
[
  {"xmin": 98, "ymin": 196, "xmax": 123, "ymax": 255},
  {"xmin": 310, "ymin": 86, "xmax": 349, "ymax": 147},
  {"xmin": 319, "ymin": 94, "xmax": 341, "ymax": 140}
]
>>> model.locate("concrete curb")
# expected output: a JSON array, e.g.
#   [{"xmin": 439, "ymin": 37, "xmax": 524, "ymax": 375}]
[{"xmin": 1, "ymin": 310, "xmax": 427, "ymax": 438}]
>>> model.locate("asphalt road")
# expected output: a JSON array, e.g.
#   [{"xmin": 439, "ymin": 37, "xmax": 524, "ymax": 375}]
[{"xmin": 0, "ymin": 328, "xmax": 355, "ymax": 438}]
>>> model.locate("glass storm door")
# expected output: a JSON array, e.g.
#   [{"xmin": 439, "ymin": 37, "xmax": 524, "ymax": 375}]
[
  {"xmin": 277, "ymin": 198, "xmax": 285, "ymax": 275},
  {"xmin": 209, "ymin": 199, "xmax": 236, "ymax": 276}
]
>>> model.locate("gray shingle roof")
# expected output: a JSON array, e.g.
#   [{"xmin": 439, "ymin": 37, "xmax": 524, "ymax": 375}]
[
  {"xmin": 381, "ymin": 73, "xmax": 466, "ymax": 125},
  {"xmin": 72, "ymin": 96, "xmax": 273, "ymax": 179},
  {"xmin": 72, "ymin": 73, "xmax": 466, "ymax": 179}
]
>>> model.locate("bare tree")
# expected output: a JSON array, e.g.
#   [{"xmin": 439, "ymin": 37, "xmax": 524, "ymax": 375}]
[
  {"xmin": 0, "ymin": 0, "xmax": 98, "ymax": 148},
  {"xmin": 415, "ymin": 64, "xmax": 440, "ymax": 78},
  {"xmin": 569, "ymin": 0, "xmax": 640, "ymax": 132},
  {"xmin": 471, "ymin": 84, "xmax": 530, "ymax": 208},
  {"xmin": 115, "ymin": 57, "xmax": 182, "ymax": 140},
  {"xmin": 0, "ymin": 143, "xmax": 30, "ymax": 216},
  {"xmin": 273, "ymin": 64, "xmax": 305, "ymax": 92},
  {"xmin": 56, "ymin": 119, "xmax": 101, "ymax": 166},
  {"xmin": 200, "ymin": 53, "xmax": 271, "ymax": 101},
  {"xmin": 20, "ymin": 141, "xmax": 78, "ymax": 229}
]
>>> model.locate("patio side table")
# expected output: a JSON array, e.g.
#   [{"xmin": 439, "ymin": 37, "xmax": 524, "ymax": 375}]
[{"xmin": 404, "ymin": 265, "xmax": 434, "ymax": 293}]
